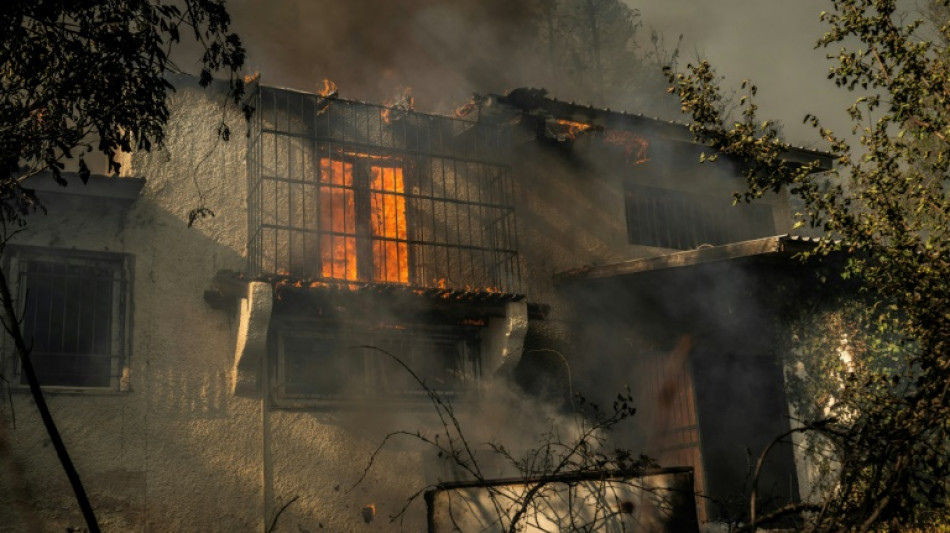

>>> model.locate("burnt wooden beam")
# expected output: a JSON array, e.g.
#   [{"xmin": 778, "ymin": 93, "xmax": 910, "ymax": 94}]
[{"xmin": 554, "ymin": 235, "xmax": 822, "ymax": 284}]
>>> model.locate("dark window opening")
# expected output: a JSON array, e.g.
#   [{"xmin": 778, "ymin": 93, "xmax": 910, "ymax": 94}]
[
  {"xmin": 277, "ymin": 325, "xmax": 481, "ymax": 399},
  {"xmin": 9, "ymin": 248, "xmax": 131, "ymax": 389},
  {"xmin": 625, "ymin": 185, "xmax": 775, "ymax": 249}
]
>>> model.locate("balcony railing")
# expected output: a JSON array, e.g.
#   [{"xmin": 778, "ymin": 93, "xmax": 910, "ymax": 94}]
[{"xmin": 247, "ymin": 85, "xmax": 521, "ymax": 295}]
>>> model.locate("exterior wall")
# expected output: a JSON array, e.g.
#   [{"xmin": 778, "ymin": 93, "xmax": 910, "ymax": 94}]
[
  {"xmin": 511, "ymin": 128, "xmax": 790, "ymax": 379},
  {"xmin": 0, "ymin": 77, "xmax": 259, "ymax": 531},
  {"xmin": 0, "ymin": 79, "xmax": 794, "ymax": 532},
  {"xmin": 0, "ymin": 78, "xmax": 430, "ymax": 532}
]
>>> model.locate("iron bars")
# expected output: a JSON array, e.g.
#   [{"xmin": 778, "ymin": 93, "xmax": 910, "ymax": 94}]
[{"xmin": 247, "ymin": 86, "xmax": 521, "ymax": 295}]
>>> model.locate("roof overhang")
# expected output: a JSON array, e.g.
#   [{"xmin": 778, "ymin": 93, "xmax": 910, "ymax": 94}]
[
  {"xmin": 489, "ymin": 88, "xmax": 836, "ymax": 172},
  {"xmin": 24, "ymin": 172, "xmax": 146, "ymax": 201},
  {"xmin": 554, "ymin": 235, "xmax": 824, "ymax": 284}
]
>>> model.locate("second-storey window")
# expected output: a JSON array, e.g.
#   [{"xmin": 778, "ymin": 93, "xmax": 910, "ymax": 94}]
[
  {"xmin": 319, "ymin": 156, "xmax": 409, "ymax": 284},
  {"xmin": 625, "ymin": 185, "xmax": 776, "ymax": 249}
]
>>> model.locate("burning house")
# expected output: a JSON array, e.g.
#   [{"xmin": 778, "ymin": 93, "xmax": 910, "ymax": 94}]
[{"xmin": 0, "ymin": 75, "xmax": 832, "ymax": 531}]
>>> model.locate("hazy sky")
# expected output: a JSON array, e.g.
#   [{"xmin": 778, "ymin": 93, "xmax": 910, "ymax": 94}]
[{"xmin": 634, "ymin": 0, "xmax": 854, "ymax": 147}]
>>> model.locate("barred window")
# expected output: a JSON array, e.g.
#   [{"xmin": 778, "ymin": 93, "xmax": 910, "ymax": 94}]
[
  {"xmin": 625, "ymin": 185, "xmax": 776, "ymax": 249},
  {"xmin": 318, "ymin": 156, "xmax": 409, "ymax": 284},
  {"xmin": 276, "ymin": 325, "xmax": 480, "ymax": 399},
  {"xmin": 6, "ymin": 247, "xmax": 132, "ymax": 390}
]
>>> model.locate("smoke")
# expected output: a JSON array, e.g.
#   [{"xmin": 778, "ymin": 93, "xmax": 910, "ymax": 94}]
[
  {"xmin": 225, "ymin": 0, "xmax": 544, "ymax": 111},
  {"xmin": 218, "ymin": 0, "xmax": 860, "ymax": 522},
  {"xmin": 202, "ymin": 0, "xmax": 686, "ymax": 117},
  {"xmin": 200, "ymin": 1, "xmax": 928, "ymax": 145},
  {"xmin": 632, "ymin": 0, "xmax": 860, "ymax": 147}
]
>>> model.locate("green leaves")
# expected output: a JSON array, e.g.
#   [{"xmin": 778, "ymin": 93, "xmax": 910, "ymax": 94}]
[
  {"xmin": 0, "ymin": 0, "xmax": 247, "ymax": 221},
  {"xmin": 668, "ymin": 0, "xmax": 950, "ymax": 530}
]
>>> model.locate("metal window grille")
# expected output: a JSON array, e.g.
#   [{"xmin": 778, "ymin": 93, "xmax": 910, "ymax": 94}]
[
  {"xmin": 625, "ymin": 185, "xmax": 776, "ymax": 249},
  {"xmin": 247, "ymin": 85, "xmax": 521, "ymax": 294},
  {"xmin": 6, "ymin": 247, "xmax": 132, "ymax": 389},
  {"xmin": 276, "ymin": 325, "xmax": 481, "ymax": 399}
]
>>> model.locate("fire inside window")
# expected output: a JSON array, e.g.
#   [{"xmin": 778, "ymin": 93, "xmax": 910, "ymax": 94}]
[{"xmin": 319, "ymin": 156, "xmax": 409, "ymax": 284}]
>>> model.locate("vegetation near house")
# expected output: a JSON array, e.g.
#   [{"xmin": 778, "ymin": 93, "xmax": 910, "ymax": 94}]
[
  {"xmin": 0, "ymin": 0, "xmax": 247, "ymax": 214},
  {"xmin": 1, "ymin": 2, "xmax": 246, "ymax": 531},
  {"xmin": 668, "ymin": 0, "xmax": 950, "ymax": 529},
  {"xmin": 14, "ymin": 0, "xmax": 950, "ymax": 531}
]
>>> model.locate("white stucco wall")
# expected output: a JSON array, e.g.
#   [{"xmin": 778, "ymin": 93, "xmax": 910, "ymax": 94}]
[
  {"xmin": 0, "ymin": 77, "xmax": 794, "ymax": 533},
  {"xmin": 0, "ymin": 78, "xmax": 430, "ymax": 532}
]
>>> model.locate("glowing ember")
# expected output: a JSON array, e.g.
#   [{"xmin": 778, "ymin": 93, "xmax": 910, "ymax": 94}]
[
  {"xmin": 372, "ymin": 323, "xmax": 408, "ymax": 331},
  {"xmin": 455, "ymin": 101, "xmax": 478, "ymax": 118},
  {"xmin": 603, "ymin": 130, "xmax": 649, "ymax": 164},
  {"xmin": 361, "ymin": 504, "xmax": 376, "ymax": 523},
  {"xmin": 549, "ymin": 119, "xmax": 596, "ymax": 141}
]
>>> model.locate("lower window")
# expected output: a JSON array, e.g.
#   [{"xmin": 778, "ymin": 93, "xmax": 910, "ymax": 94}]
[
  {"xmin": 276, "ymin": 324, "xmax": 481, "ymax": 399},
  {"xmin": 5, "ymin": 246, "xmax": 132, "ymax": 390}
]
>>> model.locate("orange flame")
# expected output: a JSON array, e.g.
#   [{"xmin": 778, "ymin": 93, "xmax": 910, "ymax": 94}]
[
  {"xmin": 320, "ymin": 159, "xmax": 358, "ymax": 282},
  {"xmin": 243, "ymin": 71, "xmax": 260, "ymax": 84},
  {"xmin": 550, "ymin": 119, "xmax": 595, "ymax": 141},
  {"xmin": 369, "ymin": 165, "xmax": 408, "ymax": 283},
  {"xmin": 381, "ymin": 87, "xmax": 414, "ymax": 125},
  {"xmin": 455, "ymin": 94, "xmax": 486, "ymax": 118},
  {"xmin": 604, "ymin": 130, "xmax": 649, "ymax": 164},
  {"xmin": 318, "ymin": 78, "xmax": 338, "ymax": 98},
  {"xmin": 319, "ymin": 156, "xmax": 409, "ymax": 285}
]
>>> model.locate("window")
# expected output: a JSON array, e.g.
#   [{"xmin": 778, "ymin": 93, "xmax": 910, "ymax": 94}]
[
  {"xmin": 5, "ymin": 247, "xmax": 132, "ymax": 390},
  {"xmin": 276, "ymin": 324, "xmax": 480, "ymax": 399},
  {"xmin": 319, "ymin": 156, "xmax": 409, "ymax": 284},
  {"xmin": 625, "ymin": 185, "xmax": 776, "ymax": 249}
]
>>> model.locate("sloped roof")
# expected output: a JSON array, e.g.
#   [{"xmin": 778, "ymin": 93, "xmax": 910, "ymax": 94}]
[{"xmin": 490, "ymin": 88, "xmax": 836, "ymax": 170}]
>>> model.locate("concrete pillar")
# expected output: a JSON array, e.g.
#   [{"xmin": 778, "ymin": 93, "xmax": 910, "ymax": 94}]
[
  {"xmin": 232, "ymin": 282, "xmax": 273, "ymax": 395},
  {"xmin": 482, "ymin": 301, "xmax": 529, "ymax": 378}
]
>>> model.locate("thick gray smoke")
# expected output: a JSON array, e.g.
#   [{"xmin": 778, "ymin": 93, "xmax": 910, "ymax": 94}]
[
  {"xmin": 225, "ymin": 0, "xmax": 543, "ymax": 111},
  {"xmin": 635, "ymin": 0, "xmax": 862, "ymax": 147},
  {"xmin": 220, "ymin": 0, "xmax": 867, "ymax": 145},
  {"xmin": 218, "ymin": 0, "xmax": 679, "ymax": 116}
]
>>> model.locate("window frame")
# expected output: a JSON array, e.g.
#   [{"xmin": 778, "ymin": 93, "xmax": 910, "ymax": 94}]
[
  {"xmin": 318, "ymin": 150, "xmax": 412, "ymax": 285},
  {"xmin": 624, "ymin": 184, "xmax": 776, "ymax": 250},
  {"xmin": 3, "ymin": 245, "xmax": 133, "ymax": 392},
  {"xmin": 272, "ymin": 321, "xmax": 482, "ymax": 403}
]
